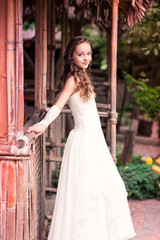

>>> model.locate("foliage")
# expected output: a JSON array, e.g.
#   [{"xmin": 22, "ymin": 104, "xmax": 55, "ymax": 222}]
[
  {"xmin": 124, "ymin": 71, "xmax": 160, "ymax": 119},
  {"xmin": 118, "ymin": 162, "xmax": 160, "ymax": 200},
  {"xmin": 23, "ymin": 21, "xmax": 35, "ymax": 31},
  {"xmin": 118, "ymin": 0, "xmax": 160, "ymax": 84},
  {"xmin": 52, "ymin": 163, "xmax": 61, "ymax": 188},
  {"xmin": 83, "ymin": 24, "xmax": 107, "ymax": 70},
  {"xmin": 120, "ymin": 1, "xmax": 160, "ymax": 57}
]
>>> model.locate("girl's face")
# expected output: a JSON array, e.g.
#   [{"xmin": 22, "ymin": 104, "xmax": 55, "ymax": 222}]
[{"xmin": 72, "ymin": 42, "xmax": 92, "ymax": 70}]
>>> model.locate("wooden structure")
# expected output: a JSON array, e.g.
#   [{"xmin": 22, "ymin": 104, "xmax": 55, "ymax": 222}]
[{"xmin": 0, "ymin": 0, "xmax": 153, "ymax": 239}]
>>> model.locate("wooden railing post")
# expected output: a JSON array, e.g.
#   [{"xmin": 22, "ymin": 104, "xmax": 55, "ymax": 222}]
[{"xmin": 110, "ymin": 0, "xmax": 119, "ymax": 164}]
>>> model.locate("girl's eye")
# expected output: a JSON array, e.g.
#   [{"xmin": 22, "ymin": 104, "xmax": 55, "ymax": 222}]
[
  {"xmin": 88, "ymin": 52, "xmax": 92, "ymax": 56},
  {"xmin": 78, "ymin": 54, "xmax": 82, "ymax": 56}
]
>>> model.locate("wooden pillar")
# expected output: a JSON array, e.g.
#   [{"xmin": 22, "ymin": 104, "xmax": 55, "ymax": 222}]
[
  {"xmin": 50, "ymin": 0, "xmax": 56, "ymax": 99},
  {"xmin": 7, "ymin": 0, "xmax": 16, "ymax": 145},
  {"xmin": 61, "ymin": 0, "xmax": 67, "ymax": 77},
  {"xmin": 56, "ymin": 0, "xmax": 67, "ymax": 89},
  {"xmin": 35, "ymin": 0, "xmax": 43, "ymax": 111},
  {"xmin": 110, "ymin": 0, "xmax": 119, "ymax": 164},
  {"xmin": 42, "ymin": 0, "xmax": 47, "ymax": 108},
  {"xmin": 0, "ymin": 0, "xmax": 8, "ymax": 142},
  {"xmin": 16, "ymin": 0, "xmax": 24, "ymax": 133}
]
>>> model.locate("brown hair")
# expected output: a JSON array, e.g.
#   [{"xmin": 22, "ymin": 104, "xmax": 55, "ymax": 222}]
[{"xmin": 61, "ymin": 36, "xmax": 95, "ymax": 102}]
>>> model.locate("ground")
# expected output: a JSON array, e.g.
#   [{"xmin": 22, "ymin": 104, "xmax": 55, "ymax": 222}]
[
  {"xmin": 129, "ymin": 199, "xmax": 160, "ymax": 240},
  {"xmin": 45, "ymin": 194, "xmax": 160, "ymax": 239}
]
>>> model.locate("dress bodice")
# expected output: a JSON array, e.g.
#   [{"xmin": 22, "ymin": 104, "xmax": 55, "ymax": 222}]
[{"xmin": 68, "ymin": 91, "xmax": 101, "ymax": 130}]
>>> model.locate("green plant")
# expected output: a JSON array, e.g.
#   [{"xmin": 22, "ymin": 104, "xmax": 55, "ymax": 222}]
[
  {"xmin": 124, "ymin": 71, "xmax": 160, "ymax": 119},
  {"xmin": 52, "ymin": 163, "xmax": 61, "ymax": 188},
  {"xmin": 118, "ymin": 162, "xmax": 160, "ymax": 200}
]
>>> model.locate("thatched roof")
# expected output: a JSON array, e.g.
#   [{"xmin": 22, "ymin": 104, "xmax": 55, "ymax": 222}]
[{"xmin": 64, "ymin": 0, "xmax": 153, "ymax": 27}]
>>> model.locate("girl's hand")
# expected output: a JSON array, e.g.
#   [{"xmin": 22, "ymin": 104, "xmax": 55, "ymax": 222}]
[{"xmin": 26, "ymin": 124, "xmax": 47, "ymax": 139}]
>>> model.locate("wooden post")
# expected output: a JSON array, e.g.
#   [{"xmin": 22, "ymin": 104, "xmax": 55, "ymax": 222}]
[
  {"xmin": 56, "ymin": 0, "xmax": 67, "ymax": 89},
  {"xmin": 60, "ymin": 0, "xmax": 67, "ymax": 77},
  {"xmin": 35, "ymin": 0, "xmax": 43, "ymax": 111},
  {"xmin": 7, "ymin": 0, "xmax": 16, "ymax": 145},
  {"xmin": 110, "ymin": 0, "xmax": 119, "ymax": 164},
  {"xmin": 121, "ymin": 130, "xmax": 135, "ymax": 165},
  {"xmin": 0, "ymin": 0, "xmax": 8, "ymax": 142},
  {"xmin": 42, "ymin": 0, "xmax": 47, "ymax": 108},
  {"xmin": 50, "ymin": 0, "xmax": 56, "ymax": 99},
  {"xmin": 15, "ymin": 0, "xmax": 24, "ymax": 133}
]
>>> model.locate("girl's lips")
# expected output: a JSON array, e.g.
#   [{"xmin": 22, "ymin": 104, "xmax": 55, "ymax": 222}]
[{"xmin": 82, "ymin": 62, "xmax": 89, "ymax": 65}]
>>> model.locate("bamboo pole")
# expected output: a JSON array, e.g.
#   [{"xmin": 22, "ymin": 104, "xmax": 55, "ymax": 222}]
[
  {"xmin": 56, "ymin": 0, "xmax": 67, "ymax": 89},
  {"xmin": 42, "ymin": 0, "xmax": 47, "ymax": 228},
  {"xmin": 42, "ymin": 0, "xmax": 47, "ymax": 108},
  {"xmin": 106, "ymin": 30, "xmax": 111, "ymax": 145},
  {"xmin": 0, "ymin": 0, "xmax": 8, "ymax": 141},
  {"xmin": 50, "ymin": 0, "xmax": 56, "ymax": 100},
  {"xmin": 47, "ymin": 0, "xmax": 52, "ymax": 91},
  {"xmin": 110, "ymin": 0, "xmax": 119, "ymax": 164},
  {"xmin": 35, "ymin": 0, "xmax": 43, "ymax": 111},
  {"xmin": 7, "ymin": 0, "xmax": 16, "ymax": 144},
  {"xmin": 15, "ymin": 0, "xmax": 24, "ymax": 133}
]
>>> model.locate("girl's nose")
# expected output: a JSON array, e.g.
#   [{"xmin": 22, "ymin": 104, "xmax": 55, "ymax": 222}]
[{"xmin": 84, "ymin": 54, "xmax": 88, "ymax": 60}]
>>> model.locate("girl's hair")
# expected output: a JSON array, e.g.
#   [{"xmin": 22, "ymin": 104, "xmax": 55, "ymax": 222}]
[{"xmin": 61, "ymin": 36, "xmax": 94, "ymax": 102}]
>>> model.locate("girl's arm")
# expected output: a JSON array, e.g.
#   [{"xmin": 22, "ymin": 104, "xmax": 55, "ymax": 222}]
[{"xmin": 26, "ymin": 76, "xmax": 76, "ymax": 138}]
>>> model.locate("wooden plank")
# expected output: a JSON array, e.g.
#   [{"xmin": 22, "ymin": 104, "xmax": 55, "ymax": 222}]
[
  {"xmin": 45, "ymin": 187, "xmax": 57, "ymax": 193},
  {"xmin": 46, "ymin": 140, "xmax": 65, "ymax": 148},
  {"xmin": 7, "ymin": 161, "xmax": 16, "ymax": 240},
  {"xmin": 23, "ymin": 159, "xmax": 29, "ymax": 240},
  {"xmin": 46, "ymin": 156, "xmax": 62, "ymax": 162},
  {"xmin": 0, "ymin": 160, "xmax": 7, "ymax": 240},
  {"xmin": 16, "ymin": 161, "xmax": 24, "ymax": 240}
]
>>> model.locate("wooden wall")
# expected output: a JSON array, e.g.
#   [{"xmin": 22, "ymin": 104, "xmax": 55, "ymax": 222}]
[{"xmin": 0, "ymin": 1, "xmax": 44, "ymax": 239}]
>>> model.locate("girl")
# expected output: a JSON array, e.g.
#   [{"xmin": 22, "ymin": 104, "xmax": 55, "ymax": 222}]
[{"xmin": 27, "ymin": 36, "xmax": 136, "ymax": 240}]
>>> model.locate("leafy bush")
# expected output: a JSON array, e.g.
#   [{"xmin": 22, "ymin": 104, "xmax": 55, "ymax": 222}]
[
  {"xmin": 124, "ymin": 71, "xmax": 160, "ymax": 119},
  {"xmin": 52, "ymin": 163, "xmax": 61, "ymax": 188},
  {"xmin": 118, "ymin": 162, "xmax": 160, "ymax": 200}
]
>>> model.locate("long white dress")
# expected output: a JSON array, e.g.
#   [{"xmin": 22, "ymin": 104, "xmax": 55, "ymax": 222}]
[{"xmin": 48, "ymin": 91, "xmax": 136, "ymax": 240}]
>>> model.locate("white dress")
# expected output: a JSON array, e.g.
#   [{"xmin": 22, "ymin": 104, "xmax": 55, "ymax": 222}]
[{"xmin": 48, "ymin": 92, "xmax": 136, "ymax": 240}]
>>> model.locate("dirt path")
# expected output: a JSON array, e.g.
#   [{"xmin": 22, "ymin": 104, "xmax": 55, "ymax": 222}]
[{"xmin": 129, "ymin": 199, "xmax": 160, "ymax": 240}]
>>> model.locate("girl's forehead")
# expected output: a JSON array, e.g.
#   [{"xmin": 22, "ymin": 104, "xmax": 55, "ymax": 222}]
[{"xmin": 75, "ymin": 42, "xmax": 91, "ymax": 52}]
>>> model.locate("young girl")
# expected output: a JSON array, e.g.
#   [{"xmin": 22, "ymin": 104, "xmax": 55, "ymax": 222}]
[{"xmin": 27, "ymin": 36, "xmax": 136, "ymax": 240}]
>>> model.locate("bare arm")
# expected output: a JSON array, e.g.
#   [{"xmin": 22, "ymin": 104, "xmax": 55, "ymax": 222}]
[
  {"xmin": 26, "ymin": 76, "xmax": 76, "ymax": 138},
  {"xmin": 54, "ymin": 75, "xmax": 76, "ymax": 110}
]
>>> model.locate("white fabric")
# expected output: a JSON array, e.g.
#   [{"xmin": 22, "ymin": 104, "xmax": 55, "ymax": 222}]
[
  {"xmin": 48, "ymin": 92, "xmax": 136, "ymax": 240},
  {"xmin": 37, "ymin": 105, "xmax": 60, "ymax": 127}
]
